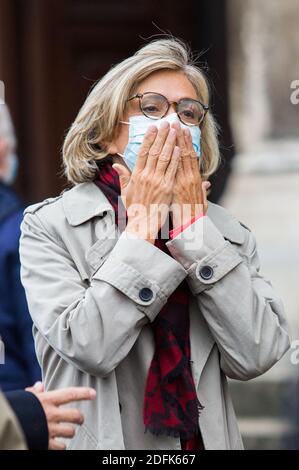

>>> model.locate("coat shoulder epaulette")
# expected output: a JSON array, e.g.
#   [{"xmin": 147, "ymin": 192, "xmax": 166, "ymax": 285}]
[{"xmin": 23, "ymin": 195, "xmax": 63, "ymax": 216}]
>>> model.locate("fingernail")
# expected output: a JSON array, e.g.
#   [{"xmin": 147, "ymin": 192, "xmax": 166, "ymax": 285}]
[
  {"xmin": 89, "ymin": 389, "xmax": 96, "ymax": 399},
  {"xmin": 160, "ymin": 121, "xmax": 169, "ymax": 129}
]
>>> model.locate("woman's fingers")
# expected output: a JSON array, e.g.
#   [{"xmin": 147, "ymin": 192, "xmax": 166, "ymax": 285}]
[
  {"xmin": 145, "ymin": 121, "xmax": 171, "ymax": 172},
  {"xmin": 172, "ymin": 122, "xmax": 188, "ymax": 174},
  {"xmin": 184, "ymin": 128, "xmax": 200, "ymax": 173},
  {"xmin": 112, "ymin": 163, "xmax": 131, "ymax": 190},
  {"xmin": 154, "ymin": 128, "xmax": 177, "ymax": 175},
  {"xmin": 165, "ymin": 146, "xmax": 181, "ymax": 181},
  {"xmin": 135, "ymin": 125, "xmax": 158, "ymax": 172}
]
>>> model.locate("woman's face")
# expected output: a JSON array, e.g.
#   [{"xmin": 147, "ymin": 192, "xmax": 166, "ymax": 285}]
[{"xmin": 106, "ymin": 70, "xmax": 198, "ymax": 164}]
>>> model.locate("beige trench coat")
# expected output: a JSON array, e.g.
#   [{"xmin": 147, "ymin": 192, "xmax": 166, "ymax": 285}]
[{"xmin": 19, "ymin": 182, "xmax": 290, "ymax": 450}]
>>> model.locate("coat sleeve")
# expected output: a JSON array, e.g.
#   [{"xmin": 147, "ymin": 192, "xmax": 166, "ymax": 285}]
[
  {"xmin": 166, "ymin": 215, "xmax": 291, "ymax": 381},
  {"xmin": 19, "ymin": 211, "xmax": 187, "ymax": 377},
  {"xmin": 10, "ymin": 212, "xmax": 41, "ymax": 385}
]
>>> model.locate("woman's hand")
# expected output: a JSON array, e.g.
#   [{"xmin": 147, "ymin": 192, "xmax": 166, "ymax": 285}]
[
  {"xmin": 112, "ymin": 121, "xmax": 180, "ymax": 244},
  {"xmin": 170, "ymin": 122, "xmax": 210, "ymax": 230}
]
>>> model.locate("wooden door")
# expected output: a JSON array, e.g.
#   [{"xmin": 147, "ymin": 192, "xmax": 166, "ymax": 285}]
[{"xmin": 0, "ymin": 0, "xmax": 232, "ymax": 204}]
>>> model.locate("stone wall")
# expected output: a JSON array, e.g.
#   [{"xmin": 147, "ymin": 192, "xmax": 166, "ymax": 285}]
[{"xmin": 227, "ymin": 0, "xmax": 299, "ymax": 153}]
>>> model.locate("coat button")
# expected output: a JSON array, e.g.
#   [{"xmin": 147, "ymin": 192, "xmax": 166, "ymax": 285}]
[
  {"xmin": 199, "ymin": 265, "xmax": 214, "ymax": 280},
  {"xmin": 139, "ymin": 287, "xmax": 153, "ymax": 302}
]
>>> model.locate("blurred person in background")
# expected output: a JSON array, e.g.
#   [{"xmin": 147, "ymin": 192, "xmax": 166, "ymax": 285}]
[
  {"xmin": 0, "ymin": 103, "xmax": 41, "ymax": 390},
  {"xmin": 19, "ymin": 38, "xmax": 290, "ymax": 450},
  {"xmin": 0, "ymin": 105, "xmax": 97, "ymax": 451}
]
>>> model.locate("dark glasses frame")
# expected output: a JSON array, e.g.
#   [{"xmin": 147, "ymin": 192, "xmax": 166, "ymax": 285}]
[{"xmin": 127, "ymin": 91, "xmax": 209, "ymax": 127}]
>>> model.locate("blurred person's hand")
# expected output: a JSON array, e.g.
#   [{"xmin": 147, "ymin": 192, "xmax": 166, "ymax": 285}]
[
  {"xmin": 25, "ymin": 384, "xmax": 96, "ymax": 450},
  {"xmin": 28, "ymin": 381, "xmax": 44, "ymax": 393}
]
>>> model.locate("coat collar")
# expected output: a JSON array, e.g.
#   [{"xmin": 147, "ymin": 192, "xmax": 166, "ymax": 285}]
[
  {"xmin": 206, "ymin": 199, "xmax": 245, "ymax": 244},
  {"xmin": 62, "ymin": 182, "xmax": 245, "ymax": 244},
  {"xmin": 62, "ymin": 182, "xmax": 114, "ymax": 226}
]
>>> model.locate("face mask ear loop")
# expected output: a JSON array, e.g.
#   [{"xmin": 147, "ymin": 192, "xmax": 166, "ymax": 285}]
[
  {"xmin": 115, "ymin": 121, "xmax": 129, "ymax": 159},
  {"xmin": 117, "ymin": 121, "xmax": 129, "ymax": 158}
]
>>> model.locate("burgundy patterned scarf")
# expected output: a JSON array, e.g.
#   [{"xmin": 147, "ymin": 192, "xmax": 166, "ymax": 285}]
[{"xmin": 93, "ymin": 156, "xmax": 204, "ymax": 445}]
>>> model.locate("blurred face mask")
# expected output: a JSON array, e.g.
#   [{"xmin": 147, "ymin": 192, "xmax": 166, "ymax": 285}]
[
  {"xmin": 117, "ymin": 113, "xmax": 201, "ymax": 172},
  {"xmin": 2, "ymin": 153, "xmax": 19, "ymax": 185}
]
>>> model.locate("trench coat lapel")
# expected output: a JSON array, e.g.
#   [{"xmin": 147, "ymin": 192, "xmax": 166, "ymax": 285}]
[{"xmin": 62, "ymin": 182, "xmax": 114, "ymax": 226}]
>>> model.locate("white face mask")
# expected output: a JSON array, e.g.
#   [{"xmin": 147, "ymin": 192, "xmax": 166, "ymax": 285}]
[
  {"xmin": 117, "ymin": 113, "xmax": 201, "ymax": 171},
  {"xmin": 2, "ymin": 153, "xmax": 19, "ymax": 185}
]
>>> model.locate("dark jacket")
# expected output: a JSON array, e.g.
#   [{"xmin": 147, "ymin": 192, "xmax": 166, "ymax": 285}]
[
  {"xmin": 0, "ymin": 182, "xmax": 41, "ymax": 390},
  {"xmin": 4, "ymin": 390, "xmax": 48, "ymax": 450}
]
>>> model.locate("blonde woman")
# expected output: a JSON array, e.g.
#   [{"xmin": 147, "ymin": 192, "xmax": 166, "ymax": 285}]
[{"xmin": 19, "ymin": 38, "xmax": 290, "ymax": 450}]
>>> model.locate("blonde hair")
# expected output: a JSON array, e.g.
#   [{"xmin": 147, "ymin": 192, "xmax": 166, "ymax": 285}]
[{"xmin": 62, "ymin": 37, "xmax": 221, "ymax": 184}]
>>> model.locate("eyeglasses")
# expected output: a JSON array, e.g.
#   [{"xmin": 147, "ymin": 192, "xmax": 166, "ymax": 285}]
[{"xmin": 127, "ymin": 92, "xmax": 209, "ymax": 127}]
